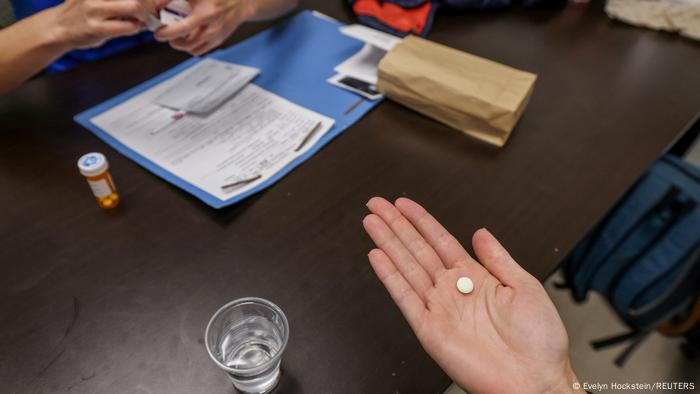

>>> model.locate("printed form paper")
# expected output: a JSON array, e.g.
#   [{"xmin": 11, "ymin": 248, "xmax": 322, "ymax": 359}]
[
  {"xmin": 90, "ymin": 65, "xmax": 334, "ymax": 203},
  {"xmin": 154, "ymin": 58, "xmax": 260, "ymax": 114}
]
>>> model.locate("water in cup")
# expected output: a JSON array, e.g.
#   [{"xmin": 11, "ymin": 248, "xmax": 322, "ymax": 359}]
[
  {"xmin": 206, "ymin": 298, "xmax": 289, "ymax": 394},
  {"xmin": 220, "ymin": 315, "xmax": 284, "ymax": 370}
]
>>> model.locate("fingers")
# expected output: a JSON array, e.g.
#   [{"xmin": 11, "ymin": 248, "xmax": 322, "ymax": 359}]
[
  {"xmin": 154, "ymin": 1, "xmax": 242, "ymax": 54},
  {"xmin": 472, "ymin": 228, "xmax": 535, "ymax": 287},
  {"xmin": 169, "ymin": 25, "xmax": 207, "ymax": 51},
  {"xmin": 142, "ymin": 0, "xmax": 162, "ymax": 14},
  {"xmin": 170, "ymin": 36, "xmax": 220, "ymax": 56},
  {"xmin": 153, "ymin": 0, "xmax": 171, "ymax": 9},
  {"xmin": 368, "ymin": 249, "xmax": 427, "ymax": 333},
  {"xmin": 189, "ymin": 40, "xmax": 218, "ymax": 56},
  {"xmin": 395, "ymin": 198, "xmax": 478, "ymax": 270},
  {"xmin": 97, "ymin": 19, "xmax": 144, "ymax": 38},
  {"xmin": 363, "ymin": 214, "xmax": 434, "ymax": 301},
  {"xmin": 367, "ymin": 197, "xmax": 446, "ymax": 281},
  {"xmin": 168, "ymin": 23, "xmax": 224, "ymax": 55},
  {"xmin": 155, "ymin": 11, "xmax": 214, "ymax": 41},
  {"xmin": 96, "ymin": 0, "xmax": 151, "ymax": 19}
]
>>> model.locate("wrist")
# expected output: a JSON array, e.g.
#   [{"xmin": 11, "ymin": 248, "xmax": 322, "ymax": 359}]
[
  {"xmin": 542, "ymin": 363, "xmax": 585, "ymax": 394},
  {"xmin": 37, "ymin": 5, "xmax": 74, "ymax": 53},
  {"xmin": 565, "ymin": 365, "xmax": 586, "ymax": 394}
]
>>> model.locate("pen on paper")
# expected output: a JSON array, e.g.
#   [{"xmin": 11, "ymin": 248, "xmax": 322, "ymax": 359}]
[
  {"xmin": 294, "ymin": 122, "xmax": 323, "ymax": 152},
  {"xmin": 221, "ymin": 174, "xmax": 262, "ymax": 191},
  {"xmin": 344, "ymin": 98, "xmax": 364, "ymax": 115}
]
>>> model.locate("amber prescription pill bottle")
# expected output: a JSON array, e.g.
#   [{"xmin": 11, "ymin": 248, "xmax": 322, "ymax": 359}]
[{"xmin": 77, "ymin": 153, "xmax": 120, "ymax": 209}]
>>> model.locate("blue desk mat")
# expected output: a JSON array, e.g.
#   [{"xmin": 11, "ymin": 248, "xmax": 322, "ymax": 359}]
[{"xmin": 75, "ymin": 11, "xmax": 380, "ymax": 209}]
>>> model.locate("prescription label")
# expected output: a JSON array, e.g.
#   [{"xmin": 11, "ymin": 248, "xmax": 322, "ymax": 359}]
[{"xmin": 88, "ymin": 179, "xmax": 112, "ymax": 197}]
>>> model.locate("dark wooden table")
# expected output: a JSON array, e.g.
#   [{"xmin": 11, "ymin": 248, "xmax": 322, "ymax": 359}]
[{"xmin": 1, "ymin": 1, "xmax": 699, "ymax": 393}]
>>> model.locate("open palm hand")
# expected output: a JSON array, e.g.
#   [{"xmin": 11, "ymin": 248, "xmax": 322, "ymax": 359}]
[{"xmin": 363, "ymin": 197, "xmax": 583, "ymax": 394}]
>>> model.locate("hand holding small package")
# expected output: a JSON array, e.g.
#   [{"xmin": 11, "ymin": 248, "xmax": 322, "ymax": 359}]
[{"xmin": 377, "ymin": 36, "xmax": 537, "ymax": 147}]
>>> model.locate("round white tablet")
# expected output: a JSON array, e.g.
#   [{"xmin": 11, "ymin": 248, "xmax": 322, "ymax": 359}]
[{"xmin": 456, "ymin": 277, "xmax": 474, "ymax": 294}]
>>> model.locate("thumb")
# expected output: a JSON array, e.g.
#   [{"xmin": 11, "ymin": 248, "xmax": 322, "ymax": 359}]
[
  {"xmin": 472, "ymin": 228, "xmax": 536, "ymax": 288},
  {"xmin": 153, "ymin": 0, "xmax": 173, "ymax": 9}
]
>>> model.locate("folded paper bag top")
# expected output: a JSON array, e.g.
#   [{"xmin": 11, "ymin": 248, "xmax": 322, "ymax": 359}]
[{"xmin": 377, "ymin": 35, "xmax": 537, "ymax": 147}]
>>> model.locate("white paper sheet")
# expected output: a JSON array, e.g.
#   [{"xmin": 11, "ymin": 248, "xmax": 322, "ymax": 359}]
[
  {"xmin": 334, "ymin": 43, "xmax": 386, "ymax": 85},
  {"xmin": 330, "ymin": 25, "xmax": 400, "ymax": 97},
  {"xmin": 146, "ymin": 0, "xmax": 191, "ymax": 31},
  {"xmin": 154, "ymin": 59, "xmax": 260, "ymax": 114},
  {"xmin": 339, "ymin": 24, "xmax": 402, "ymax": 52},
  {"xmin": 91, "ymin": 79, "xmax": 334, "ymax": 202},
  {"xmin": 146, "ymin": 14, "xmax": 164, "ymax": 31}
]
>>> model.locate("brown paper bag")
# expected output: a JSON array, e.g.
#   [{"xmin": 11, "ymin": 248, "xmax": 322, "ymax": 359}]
[{"xmin": 377, "ymin": 35, "xmax": 537, "ymax": 147}]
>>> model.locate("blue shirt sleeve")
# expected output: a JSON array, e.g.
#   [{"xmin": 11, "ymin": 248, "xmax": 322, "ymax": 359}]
[{"xmin": 10, "ymin": 0, "xmax": 153, "ymax": 74}]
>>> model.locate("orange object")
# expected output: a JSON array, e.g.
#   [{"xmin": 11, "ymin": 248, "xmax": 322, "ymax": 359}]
[
  {"xmin": 78, "ymin": 153, "xmax": 120, "ymax": 209},
  {"xmin": 352, "ymin": 0, "xmax": 433, "ymax": 35}
]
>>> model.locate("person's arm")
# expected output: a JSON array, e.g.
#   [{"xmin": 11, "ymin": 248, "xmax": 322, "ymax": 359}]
[
  {"xmin": 244, "ymin": 0, "xmax": 298, "ymax": 21},
  {"xmin": 362, "ymin": 197, "xmax": 586, "ymax": 394},
  {"xmin": 155, "ymin": 0, "xmax": 298, "ymax": 56},
  {"xmin": 0, "ymin": 0, "xmax": 155, "ymax": 95},
  {"xmin": 0, "ymin": 9, "xmax": 69, "ymax": 95}
]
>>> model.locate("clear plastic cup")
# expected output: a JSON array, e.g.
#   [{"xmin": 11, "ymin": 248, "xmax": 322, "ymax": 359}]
[{"xmin": 205, "ymin": 298, "xmax": 289, "ymax": 393}]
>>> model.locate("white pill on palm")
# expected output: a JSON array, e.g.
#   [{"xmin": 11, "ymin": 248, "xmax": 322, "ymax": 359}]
[{"xmin": 456, "ymin": 277, "xmax": 474, "ymax": 294}]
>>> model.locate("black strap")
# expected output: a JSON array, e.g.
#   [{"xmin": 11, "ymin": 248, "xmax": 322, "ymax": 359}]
[
  {"xmin": 591, "ymin": 330, "xmax": 640, "ymax": 349},
  {"xmin": 613, "ymin": 331, "xmax": 651, "ymax": 367},
  {"xmin": 590, "ymin": 330, "xmax": 651, "ymax": 367}
]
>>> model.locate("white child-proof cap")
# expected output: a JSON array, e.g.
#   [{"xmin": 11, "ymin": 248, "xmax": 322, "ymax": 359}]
[{"xmin": 77, "ymin": 152, "xmax": 109, "ymax": 177}]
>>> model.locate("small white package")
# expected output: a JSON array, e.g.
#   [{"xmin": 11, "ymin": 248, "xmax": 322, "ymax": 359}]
[{"xmin": 146, "ymin": 0, "xmax": 193, "ymax": 32}]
